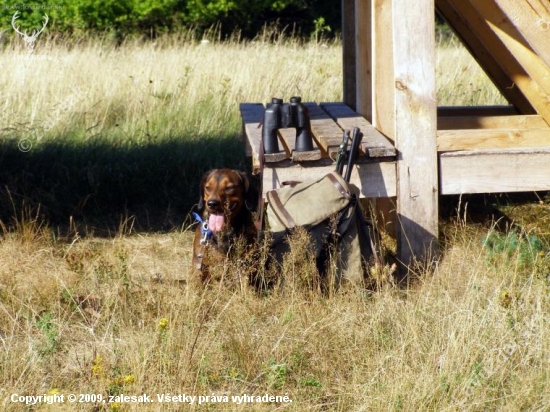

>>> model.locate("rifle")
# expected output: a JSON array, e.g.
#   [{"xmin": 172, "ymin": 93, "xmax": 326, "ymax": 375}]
[{"xmin": 335, "ymin": 127, "xmax": 363, "ymax": 183}]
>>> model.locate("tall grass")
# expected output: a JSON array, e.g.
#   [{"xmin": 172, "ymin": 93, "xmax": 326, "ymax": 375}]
[
  {"xmin": 0, "ymin": 31, "xmax": 506, "ymax": 229},
  {"xmin": 436, "ymin": 36, "xmax": 507, "ymax": 106},
  {"xmin": 0, "ymin": 33, "xmax": 342, "ymax": 229},
  {"xmin": 0, "ymin": 33, "xmax": 548, "ymax": 411}
]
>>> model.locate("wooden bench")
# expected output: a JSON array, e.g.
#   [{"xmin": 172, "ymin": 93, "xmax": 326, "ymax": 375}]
[
  {"xmin": 242, "ymin": 102, "xmax": 550, "ymax": 199},
  {"xmin": 241, "ymin": 100, "xmax": 550, "ymax": 271},
  {"xmin": 240, "ymin": 102, "xmax": 397, "ymax": 200}
]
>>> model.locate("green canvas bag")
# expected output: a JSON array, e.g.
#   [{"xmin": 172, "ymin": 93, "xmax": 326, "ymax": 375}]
[{"xmin": 265, "ymin": 172, "xmax": 374, "ymax": 286}]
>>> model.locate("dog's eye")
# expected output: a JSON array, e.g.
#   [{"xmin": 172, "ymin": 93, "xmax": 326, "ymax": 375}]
[
  {"xmin": 204, "ymin": 186, "xmax": 213, "ymax": 194},
  {"xmin": 224, "ymin": 186, "xmax": 236, "ymax": 194}
]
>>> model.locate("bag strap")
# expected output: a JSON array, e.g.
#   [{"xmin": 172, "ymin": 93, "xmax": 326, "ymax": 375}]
[
  {"xmin": 326, "ymin": 173, "xmax": 353, "ymax": 201},
  {"xmin": 266, "ymin": 190, "xmax": 296, "ymax": 228}
]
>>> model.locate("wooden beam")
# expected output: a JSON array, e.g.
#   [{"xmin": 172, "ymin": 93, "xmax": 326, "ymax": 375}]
[
  {"xmin": 437, "ymin": 105, "xmax": 518, "ymax": 116},
  {"xmin": 440, "ymin": 148, "xmax": 550, "ymax": 194},
  {"xmin": 372, "ymin": 0, "xmax": 395, "ymax": 140},
  {"xmin": 437, "ymin": 127, "xmax": 550, "ymax": 152},
  {"xmin": 438, "ymin": 114, "xmax": 548, "ymax": 130},
  {"xmin": 392, "ymin": 0, "xmax": 439, "ymax": 268},
  {"xmin": 492, "ymin": 0, "xmax": 550, "ymax": 69},
  {"xmin": 321, "ymin": 102, "xmax": 396, "ymax": 157},
  {"xmin": 371, "ymin": 0, "xmax": 398, "ymax": 243},
  {"xmin": 342, "ymin": 0, "xmax": 356, "ymax": 110},
  {"xmin": 435, "ymin": 0, "xmax": 535, "ymax": 114},
  {"xmin": 471, "ymin": 0, "xmax": 550, "ymax": 125},
  {"xmin": 355, "ymin": 0, "xmax": 373, "ymax": 121}
]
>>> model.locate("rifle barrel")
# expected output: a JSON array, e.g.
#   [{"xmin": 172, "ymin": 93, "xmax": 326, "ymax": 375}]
[{"xmin": 344, "ymin": 127, "xmax": 362, "ymax": 182}]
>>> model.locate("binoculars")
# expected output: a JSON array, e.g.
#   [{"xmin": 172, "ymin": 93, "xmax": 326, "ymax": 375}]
[{"xmin": 262, "ymin": 96, "xmax": 314, "ymax": 154}]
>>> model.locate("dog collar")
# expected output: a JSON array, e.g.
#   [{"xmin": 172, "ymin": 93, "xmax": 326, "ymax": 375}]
[{"xmin": 193, "ymin": 212, "xmax": 213, "ymax": 245}]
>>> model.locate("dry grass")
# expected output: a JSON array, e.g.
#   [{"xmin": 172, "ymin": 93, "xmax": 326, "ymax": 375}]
[
  {"xmin": 2, "ymin": 31, "xmax": 504, "ymax": 146},
  {"xmin": 0, "ymin": 218, "xmax": 548, "ymax": 411},
  {"xmin": 436, "ymin": 38, "xmax": 508, "ymax": 106},
  {"xmin": 1, "ymin": 34, "xmax": 342, "ymax": 144},
  {"xmin": 1, "ymin": 34, "xmax": 549, "ymax": 410}
]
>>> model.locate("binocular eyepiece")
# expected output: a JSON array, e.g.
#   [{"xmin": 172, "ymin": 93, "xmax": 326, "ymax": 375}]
[{"xmin": 262, "ymin": 96, "xmax": 314, "ymax": 154}]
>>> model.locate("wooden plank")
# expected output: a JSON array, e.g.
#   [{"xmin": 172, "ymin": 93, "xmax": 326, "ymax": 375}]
[
  {"xmin": 371, "ymin": 0, "xmax": 398, "ymax": 242},
  {"xmin": 438, "ymin": 114, "xmax": 548, "ymax": 130},
  {"xmin": 440, "ymin": 148, "xmax": 550, "ymax": 194},
  {"xmin": 277, "ymin": 127, "xmax": 323, "ymax": 162},
  {"xmin": 261, "ymin": 160, "xmax": 397, "ymax": 200},
  {"xmin": 239, "ymin": 103, "xmax": 263, "ymax": 165},
  {"xmin": 392, "ymin": 0, "xmax": 439, "ymax": 268},
  {"xmin": 303, "ymin": 102, "xmax": 345, "ymax": 157},
  {"xmin": 437, "ymin": 105, "xmax": 518, "ymax": 116},
  {"xmin": 321, "ymin": 102, "xmax": 396, "ymax": 157},
  {"xmin": 437, "ymin": 128, "xmax": 550, "ymax": 152},
  {"xmin": 355, "ymin": 0, "xmax": 373, "ymax": 121},
  {"xmin": 492, "ymin": 0, "xmax": 550, "ymax": 69},
  {"xmin": 471, "ymin": 0, "xmax": 550, "ymax": 126},
  {"xmin": 342, "ymin": 0, "xmax": 357, "ymax": 110},
  {"xmin": 468, "ymin": 0, "xmax": 550, "ymax": 124},
  {"xmin": 239, "ymin": 103, "xmax": 289, "ymax": 172},
  {"xmin": 435, "ymin": 0, "xmax": 535, "ymax": 114}
]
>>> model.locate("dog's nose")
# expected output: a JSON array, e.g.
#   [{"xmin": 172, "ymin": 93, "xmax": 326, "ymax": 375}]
[{"xmin": 207, "ymin": 199, "xmax": 220, "ymax": 209}]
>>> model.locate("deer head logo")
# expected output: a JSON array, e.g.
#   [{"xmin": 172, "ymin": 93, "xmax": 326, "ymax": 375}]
[{"xmin": 11, "ymin": 11, "xmax": 49, "ymax": 55}]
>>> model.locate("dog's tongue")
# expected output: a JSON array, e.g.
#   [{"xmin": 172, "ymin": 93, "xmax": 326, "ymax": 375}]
[{"xmin": 208, "ymin": 213, "xmax": 225, "ymax": 232}]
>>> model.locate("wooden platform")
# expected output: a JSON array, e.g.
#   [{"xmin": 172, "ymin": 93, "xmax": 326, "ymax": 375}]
[
  {"xmin": 244, "ymin": 0, "xmax": 550, "ymax": 268},
  {"xmin": 241, "ymin": 102, "xmax": 550, "ymax": 198},
  {"xmin": 240, "ymin": 102, "xmax": 397, "ymax": 199}
]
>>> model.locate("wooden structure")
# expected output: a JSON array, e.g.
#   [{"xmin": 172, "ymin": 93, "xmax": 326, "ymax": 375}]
[{"xmin": 241, "ymin": 0, "xmax": 550, "ymax": 269}]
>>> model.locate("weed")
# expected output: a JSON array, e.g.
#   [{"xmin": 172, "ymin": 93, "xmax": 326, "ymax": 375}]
[
  {"xmin": 300, "ymin": 377, "xmax": 322, "ymax": 388},
  {"xmin": 264, "ymin": 359, "xmax": 289, "ymax": 390},
  {"xmin": 482, "ymin": 229, "xmax": 547, "ymax": 274},
  {"xmin": 36, "ymin": 311, "xmax": 58, "ymax": 356}
]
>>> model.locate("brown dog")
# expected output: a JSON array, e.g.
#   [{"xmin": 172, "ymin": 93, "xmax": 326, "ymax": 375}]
[{"xmin": 192, "ymin": 169, "xmax": 258, "ymax": 282}]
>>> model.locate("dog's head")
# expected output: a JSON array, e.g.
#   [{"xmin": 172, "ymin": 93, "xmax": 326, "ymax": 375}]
[{"xmin": 197, "ymin": 169, "xmax": 257, "ymax": 232}]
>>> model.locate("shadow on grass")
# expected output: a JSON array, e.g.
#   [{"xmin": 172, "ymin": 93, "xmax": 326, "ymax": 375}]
[{"xmin": 0, "ymin": 133, "xmax": 251, "ymax": 235}]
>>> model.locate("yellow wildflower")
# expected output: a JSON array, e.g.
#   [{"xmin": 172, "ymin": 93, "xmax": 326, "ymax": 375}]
[
  {"xmin": 124, "ymin": 374, "xmax": 135, "ymax": 384},
  {"xmin": 91, "ymin": 356, "xmax": 104, "ymax": 377},
  {"xmin": 110, "ymin": 402, "xmax": 121, "ymax": 411},
  {"xmin": 158, "ymin": 317, "xmax": 169, "ymax": 330}
]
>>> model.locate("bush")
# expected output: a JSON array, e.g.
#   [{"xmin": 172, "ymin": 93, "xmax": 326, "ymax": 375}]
[{"xmin": 0, "ymin": 0, "xmax": 341, "ymax": 39}]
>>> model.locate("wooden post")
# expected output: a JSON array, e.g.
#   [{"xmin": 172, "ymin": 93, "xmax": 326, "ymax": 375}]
[
  {"xmin": 354, "ymin": 0, "xmax": 373, "ymax": 121},
  {"xmin": 342, "ymin": 0, "xmax": 356, "ymax": 110},
  {"xmin": 392, "ymin": 0, "xmax": 439, "ymax": 269},
  {"xmin": 372, "ymin": 0, "xmax": 395, "ymax": 140},
  {"xmin": 372, "ymin": 0, "xmax": 397, "ymax": 238}
]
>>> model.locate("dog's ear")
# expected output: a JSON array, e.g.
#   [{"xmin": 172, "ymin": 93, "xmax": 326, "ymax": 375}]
[
  {"xmin": 237, "ymin": 171, "xmax": 249, "ymax": 192},
  {"xmin": 239, "ymin": 171, "xmax": 258, "ymax": 212}
]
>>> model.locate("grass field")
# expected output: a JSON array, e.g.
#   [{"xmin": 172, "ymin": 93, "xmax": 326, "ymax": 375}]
[{"xmin": 1, "ymin": 34, "xmax": 549, "ymax": 411}]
